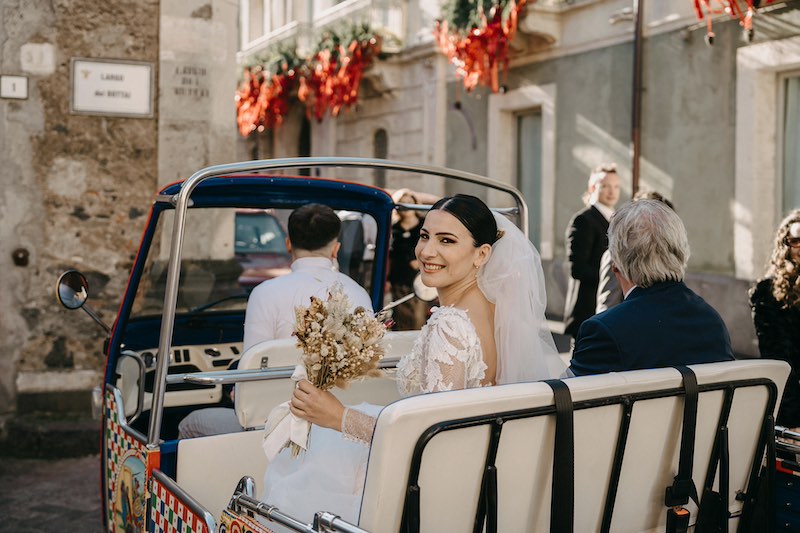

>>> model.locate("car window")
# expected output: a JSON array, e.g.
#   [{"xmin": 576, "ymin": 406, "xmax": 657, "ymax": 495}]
[
  {"xmin": 235, "ymin": 212, "xmax": 288, "ymax": 254},
  {"xmin": 129, "ymin": 206, "xmax": 377, "ymax": 319}
]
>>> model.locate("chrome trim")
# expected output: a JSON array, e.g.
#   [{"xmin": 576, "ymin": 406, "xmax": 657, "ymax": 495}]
[
  {"xmin": 776, "ymin": 425, "xmax": 800, "ymax": 455},
  {"xmin": 108, "ymin": 384, "xmax": 148, "ymax": 444},
  {"xmin": 120, "ymin": 350, "xmax": 146, "ymax": 425},
  {"xmin": 396, "ymin": 202, "xmax": 520, "ymax": 217},
  {"xmin": 148, "ymin": 157, "xmax": 527, "ymax": 445},
  {"xmin": 230, "ymin": 492, "xmax": 369, "ymax": 533},
  {"xmin": 228, "ymin": 476, "xmax": 257, "ymax": 512},
  {"xmin": 165, "ymin": 358, "xmax": 400, "ymax": 386},
  {"xmin": 151, "ymin": 470, "xmax": 217, "ymax": 532},
  {"xmin": 776, "ymin": 425, "xmax": 800, "ymax": 441},
  {"xmin": 314, "ymin": 511, "xmax": 370, "ymax": 533}
]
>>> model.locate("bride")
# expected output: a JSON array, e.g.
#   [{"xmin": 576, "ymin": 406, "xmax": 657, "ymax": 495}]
[{"xmin": 261, "ymin": 194, "xmax": 564, "ymax": 528}]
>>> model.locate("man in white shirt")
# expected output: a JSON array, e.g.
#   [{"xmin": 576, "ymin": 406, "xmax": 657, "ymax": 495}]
[
  {"xmin": 244, "ymin": 204, "xmax": 373, "ymax": 351},
  {"xmin": 179, "ymin": 204, "xmax": 373, "ymax": 438}
]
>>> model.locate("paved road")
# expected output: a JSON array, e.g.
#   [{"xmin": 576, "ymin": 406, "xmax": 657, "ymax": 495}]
[{"xmin": 0, "ymin": 454, "xmax": 103, "ymax": 532}]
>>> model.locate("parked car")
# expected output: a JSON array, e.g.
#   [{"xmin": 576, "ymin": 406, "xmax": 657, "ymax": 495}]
[{"xmin": 234, "ymin": 209, "xmax": 292, "ymax": 289}]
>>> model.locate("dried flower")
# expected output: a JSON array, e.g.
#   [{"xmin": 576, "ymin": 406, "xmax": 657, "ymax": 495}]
[{"xmin": 289, "ymin": 283, "xmax": 386, "ymax": 455}]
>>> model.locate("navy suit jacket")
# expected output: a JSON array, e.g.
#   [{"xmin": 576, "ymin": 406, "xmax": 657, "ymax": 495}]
[{"xmin": 569, "ymin": 280, "xmax": 734, "ymax": 376}]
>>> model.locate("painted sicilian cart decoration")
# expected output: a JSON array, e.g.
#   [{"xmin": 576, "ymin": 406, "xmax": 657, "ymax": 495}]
[{"xmin": 105, "ymin": 388, "xmax": 150, "ymax": 532}]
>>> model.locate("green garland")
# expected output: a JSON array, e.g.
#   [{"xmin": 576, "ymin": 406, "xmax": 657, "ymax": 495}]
[{"xmin": 441, "ymin": 0, "xmax": 521, "ymax": 35}]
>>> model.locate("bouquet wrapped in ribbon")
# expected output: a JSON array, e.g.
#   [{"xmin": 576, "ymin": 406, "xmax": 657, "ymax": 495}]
[{"xmin": 262, "ymin": 283, "xmax": 386, "ymax": 460}]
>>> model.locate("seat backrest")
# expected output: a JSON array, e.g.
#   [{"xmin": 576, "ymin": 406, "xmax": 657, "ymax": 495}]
[
  {"xmin": 359, "ymin": 359, "xmax": 790, "ymax": 533},
  {"xmin": 235, "ymin": 331, "xmax": 419, "ymax": 428},
  {"xmin": 176, "ymin": 429, "xmax": 267, "ymax": 522}
]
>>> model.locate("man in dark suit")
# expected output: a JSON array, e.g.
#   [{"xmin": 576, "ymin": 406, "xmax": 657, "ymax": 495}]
[
  {"xmin": 564, "ymin": 163, "xmax": 621, "ymax": 338},
  {"xmin": 569, "ymin": 200, "xmax": 734, "ymax": 376},
  {"xmin": 595, "ymin": 191, "xmax": 675, "ymax": 314}
]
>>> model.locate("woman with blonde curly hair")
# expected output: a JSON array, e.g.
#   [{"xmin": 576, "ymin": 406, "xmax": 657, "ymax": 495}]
[{"xmin": 751, "ymin": 209, "xmax": 800, "ymax": 428}]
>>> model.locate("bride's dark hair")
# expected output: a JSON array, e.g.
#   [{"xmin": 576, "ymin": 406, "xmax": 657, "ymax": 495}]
[{"xmin": 429, "ymin": 194, "xmax": 499, "ymax": 247}]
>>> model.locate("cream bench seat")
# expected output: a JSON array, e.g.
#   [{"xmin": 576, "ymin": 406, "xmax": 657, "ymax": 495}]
[
  {"xmin": 174, "ymin": 330, "xmax": 419, "ymax": 522},
  {"xmin": 234, "ymin": 331, "xmax": 419, "ymax": 429},
  {"xmin": 358, "ymin": 359, "xmax": 789, "ymax": 533}
]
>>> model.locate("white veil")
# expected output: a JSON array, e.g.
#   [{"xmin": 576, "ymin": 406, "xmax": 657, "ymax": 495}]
[{"xmin": 477, "ymin": 213, "xmax": 565, "ymax": 384}]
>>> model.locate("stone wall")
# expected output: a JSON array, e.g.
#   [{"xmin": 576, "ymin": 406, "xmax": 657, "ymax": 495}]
[
  {"xmin": 0, "ymin": 0, "xmax": 160, "ymax": 423},
  {"xmin": 0, "ymin": 0, "xmax": 238, "ymax": 428}
]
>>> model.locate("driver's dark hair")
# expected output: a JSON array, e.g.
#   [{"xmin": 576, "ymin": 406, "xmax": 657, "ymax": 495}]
[
  {"xmin": 429, "ymin": 194, "xmax": 498, "ymax": 247},
  {"xmin": 288, "ymin": 203, "xmax": 341, "ymax": 251}
]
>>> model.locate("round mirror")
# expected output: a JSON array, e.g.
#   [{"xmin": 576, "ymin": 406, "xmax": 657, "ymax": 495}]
[
  {"xmin": 412, "ymin": 274, "xmax": 438, "ymax": 302},
  {"xmin": 56, "ymin": 270, "xmax": 90, "ymax": 310}
]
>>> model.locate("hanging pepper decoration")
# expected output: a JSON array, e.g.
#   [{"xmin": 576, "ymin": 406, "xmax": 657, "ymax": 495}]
[
  {"xmin": 235, "ymin": 66, "xmax": 265, "ymax": 137},
  {"xmin": 235, "ymin": 24, "xmax": 382, "ymax": 135},
  {"xmin": 298, "ymin": 27, "xmax": 382, "ymax": 121},
  {"xmin": 692, "ymin": 0, "xmax": 774, "ymax": 45},
  {"xmin": 434, "ymin": 0, "xmax": 526, "ymax": 93}
]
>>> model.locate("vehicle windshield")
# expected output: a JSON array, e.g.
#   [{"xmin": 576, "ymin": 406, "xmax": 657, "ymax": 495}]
[{"xmin": 129, "ymin": 206, "xmax": 377, "ymax": 319}]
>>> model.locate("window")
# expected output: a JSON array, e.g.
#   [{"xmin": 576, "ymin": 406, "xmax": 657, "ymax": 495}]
[
  {"xmin": 516, "ymin": 110, "xmax": 543, "ymax": 247},
  {"xmin": 735, "ymin": 37, "xmax": 800, "ymax": 279},
  {"xmin": 235, "ymin": 211, "xmax": 288, "ymax": 254},
  {"xmin": 373, "ymin": 129, "xmax": 388, "ymax": 188},
  {"xmin": 781, "ymin": 73, "xmax": 800, "ymax": 214},
  {"xmin": 487, "ymin": 84, "xmax": 556, "ymax": 258},
  {"xmin": 249, "ymin": 0, "xmax": 264, "ymax": 41}
]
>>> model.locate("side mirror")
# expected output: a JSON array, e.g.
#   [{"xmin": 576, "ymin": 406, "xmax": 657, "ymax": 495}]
[
  {"xmin": 56, "ymin": 270, "xmax": 89, "ymax": 310},
  {"xmin": 378, "ymin": 274, "xmax": 437, "ymax": 318},
  {"xmin": 412, "ymin": 274, "xmax": 437, "ymax": 302},
  {"xmin": 56, "ymin": 270, "xmax": 112, "ymax": 334}
]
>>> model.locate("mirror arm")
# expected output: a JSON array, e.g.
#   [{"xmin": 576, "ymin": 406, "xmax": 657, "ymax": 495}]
[
  {"xmin": 120, "ymin": 350, "xmax": 146, "ymax": 425},
  {"xmin": 376, "ymin": 292, "xmax": 414, "ymax": 316},
  {"xmin": 81, "ymin": 303, "xmax": 112, "ymax": 335}
]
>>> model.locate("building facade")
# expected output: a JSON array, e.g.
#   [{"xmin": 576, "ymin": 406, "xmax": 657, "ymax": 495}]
[{"xmin": 241, "ymin": 0, "xmax": 800, "ymax": 356}]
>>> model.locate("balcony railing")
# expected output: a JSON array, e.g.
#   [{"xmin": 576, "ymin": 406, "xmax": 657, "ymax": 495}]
[{"xmin": 239, "ymin": 0, "xmax": 405, "ymax": 62}]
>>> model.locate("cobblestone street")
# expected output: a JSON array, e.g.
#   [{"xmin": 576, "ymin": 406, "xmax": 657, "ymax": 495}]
[{"xmin": 0, "ymin": 455, "xmax": 102, "ymax": 532}]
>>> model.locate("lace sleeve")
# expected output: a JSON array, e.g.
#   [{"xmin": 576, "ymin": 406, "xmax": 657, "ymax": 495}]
[
  {"xmin": 427, "ymin": 329, "xmax": 468, "ymax": 392},
  {"xmin": 341, "ymin": 407, "xmax": 376, "ymax": 445},
  {"xmin": 423, "ymin": 307, "xmax": 484, "ymax": 393}
]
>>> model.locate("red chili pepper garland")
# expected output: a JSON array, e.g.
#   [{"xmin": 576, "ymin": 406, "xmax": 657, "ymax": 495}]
[
  {"xmin": 235, "ymin": 30, "xmax": 381, "ymax": 136},
  {"xmin": 298, "ymin": 36, "xmax": 382, "ymax": 121},
  {"xmin": 692, "ymin": 0, "xmax": 774, "ymax": 43},
  {"xmin": 235, "ymin": 66, "xmax": 265, "ymax": 137},
  {"xmin": 434, "ymin": 0, "xmax": 526, "ymax": 93}
]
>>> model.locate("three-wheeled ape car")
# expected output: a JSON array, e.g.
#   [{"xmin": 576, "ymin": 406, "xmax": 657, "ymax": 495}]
[{"xmin": 57, "ymin": 158, "xmax": 789, "ymax": 533}]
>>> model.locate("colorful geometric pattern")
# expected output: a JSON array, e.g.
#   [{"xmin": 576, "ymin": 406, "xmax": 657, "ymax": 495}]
[
  {"xmin": 105, "ymin": 387, "xmax": 154, "ymax": 531},
  {"xmin": 219, "ymin": 509, "xmax": 275, "ymax": 533},
  {"xmin": 149, "ymin": 474, "xmax": 213, "ymax": 533}
]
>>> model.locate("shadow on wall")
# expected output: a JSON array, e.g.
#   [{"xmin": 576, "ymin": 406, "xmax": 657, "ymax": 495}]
[{"xmin": 542, "ymin": 259, "xmax": 759, "ymax": 358}]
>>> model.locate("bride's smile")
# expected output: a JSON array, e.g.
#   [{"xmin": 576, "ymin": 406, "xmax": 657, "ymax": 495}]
[{"xmin": 415, "ymin": 210, "xmax": 488, "ymax": 293}]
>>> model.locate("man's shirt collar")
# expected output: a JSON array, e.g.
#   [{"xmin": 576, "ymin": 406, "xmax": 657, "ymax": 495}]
[
  {"xmin": 593, "ymin": 202, "xmax": 615, "ymax": 221},
  {"xmin": 291, "ymin": 256, "xmax": 335, "ymax": 272}
]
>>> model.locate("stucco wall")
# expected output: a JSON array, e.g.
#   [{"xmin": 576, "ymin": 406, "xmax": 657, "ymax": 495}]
[{"xmin": 441, "ymin": 13, "xmax": 800, "ymax": 356}]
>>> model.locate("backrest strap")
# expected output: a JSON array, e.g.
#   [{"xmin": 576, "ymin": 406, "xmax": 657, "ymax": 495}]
[
  {"xmin": 664, "ymin": 366, "xmax": 700, "ymax": 533},
  {"xmin": 545, "ymin": 379, "xmax": 574, "ymax": 533}
]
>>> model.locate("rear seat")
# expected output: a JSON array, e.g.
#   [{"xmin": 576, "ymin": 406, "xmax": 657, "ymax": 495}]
[
  {"xmin": 234, "ymin": 331, "xmax": 419, "ymax": 429},
  {"xmin": 175, "ymin": 330, "xmax": 419, "ymax": 521},
  {"xmin": 359, "ymin": 359, "xmax": 789, "ymax": 532}
]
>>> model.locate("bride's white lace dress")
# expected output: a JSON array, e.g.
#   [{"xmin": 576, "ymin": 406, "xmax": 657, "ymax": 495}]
[{"xmin": 260, "ymin": 306, "xmax": 487, "ymax": 529}]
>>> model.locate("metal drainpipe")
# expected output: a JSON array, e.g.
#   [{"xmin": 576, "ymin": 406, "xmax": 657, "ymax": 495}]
[{"xmin": 631, "ymin": 0, "xmax": 644, "ymax": 195}]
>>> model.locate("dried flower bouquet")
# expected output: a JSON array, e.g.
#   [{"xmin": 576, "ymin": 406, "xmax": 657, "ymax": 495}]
[{"xmin": 263, "ymin": 283, "xmax": 386, "ymax": 459}]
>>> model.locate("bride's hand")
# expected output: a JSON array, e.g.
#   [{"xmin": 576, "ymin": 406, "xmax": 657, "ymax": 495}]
[{"xmin": 289, "ymin": 380, "xmax": 345, "ymax": 431}]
